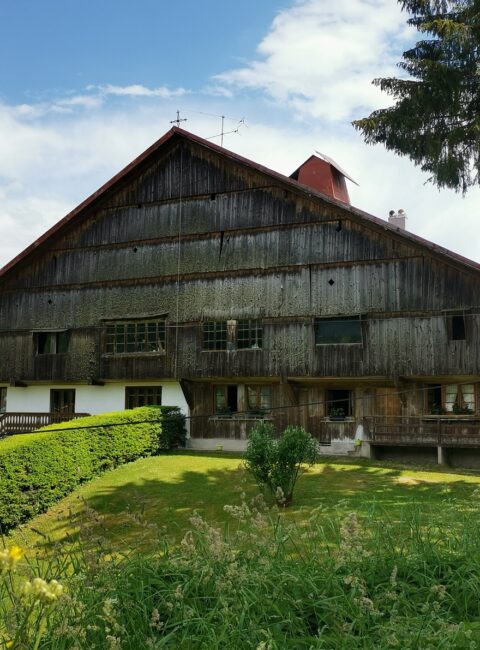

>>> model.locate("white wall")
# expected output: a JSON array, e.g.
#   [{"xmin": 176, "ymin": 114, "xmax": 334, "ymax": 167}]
[{"xmin": 4, "ymin": 381, "xmax": 188, "ymax": 417}]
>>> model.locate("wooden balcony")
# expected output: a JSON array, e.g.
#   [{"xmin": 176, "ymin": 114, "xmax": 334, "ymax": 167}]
[
  {"xmin": 364, "ymin": 416, "xmax": 480, "ymax": 448},
  {"xmin": 0, "ymin": 412, "xmax": 90, "ymax": 437},
  {"xmin": 193, "ymin": 411, "xmax": 358, "ymax": 444}
]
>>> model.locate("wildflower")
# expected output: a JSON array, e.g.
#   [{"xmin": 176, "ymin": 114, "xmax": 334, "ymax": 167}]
[
  {"xmin": 430, "ymin": 584, "xmax": 447, "ymax": 600},
  {"xmin": 150, "ymin": 608, "xmax": 162, "ymax": 631},
  {"xmin": 390, "ymin": 565, "xmax": 398, "ymax": 587},
  {"xmin": 174, "ymin": 584, "xmax": 183, "ymax": 601},
  {"xmin": 105, "ymin": 635, "xmax": 122, "ymax": 649},
  {"xmin": 22, "ymin": 577, "xmax": 64, "ymax": 603},
  {"xmin": 0, "ymin": 546, "xmax": 23, "ymax": 573},
  {"xmin": 359, "ymin": 595, "xmax": 375, "ymax": 612}
]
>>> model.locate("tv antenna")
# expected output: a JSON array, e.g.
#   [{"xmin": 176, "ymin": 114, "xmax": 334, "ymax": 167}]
[
  {"xmin": 170, "ymin": 109, "xmax": 187, "ymax": 128},
  {"xmin": 206, "ymin": 116, "xmax": 247, "ymax": 146}
]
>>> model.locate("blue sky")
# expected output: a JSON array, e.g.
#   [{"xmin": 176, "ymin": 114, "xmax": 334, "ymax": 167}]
[
  {"xmin": 0, "ymin": 0, "xmax": 478, "ymax": 268},
  {"xmin": 1, "ymin": 0, "xmax": 285, "ymax": 102}
]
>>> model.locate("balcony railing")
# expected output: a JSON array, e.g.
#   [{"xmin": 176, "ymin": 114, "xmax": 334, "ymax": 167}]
[
  {"xmin": 0, "ymin": 412, "xmax": 90, "ymax": 437},
  {"xmin": 364, "ymin": 416, "xmax": 480, "ymax": 447}
]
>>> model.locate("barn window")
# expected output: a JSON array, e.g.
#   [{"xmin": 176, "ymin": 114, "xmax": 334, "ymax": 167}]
[
  {"xmin": 50, "ymin": 389, "xmax": 75, "ymax": 413},
  {"xmin": 445, "ymin": 384, "xmax": 475, "ymax": 413},
  {"xmin": 203, "ymin": 320, "xmax": 263, "ymax": 350},
  {"xmin": 314, "ymin": 317, "xmax": 362, "ymax": 344},
  {"xmin": 125, "ymin": 386, "xmax": 162, "ymax": 409},
  {"xmin": 447, "ymin": 313, "xmax": 466, "ymax": 341},
  {"xmin": 36, "ymin": 331, "xmax": 69, "ymax": 354},
  {"xmin": 246, "ymin": 385, "xmax": 272, "ymax": 414},
  {"xmin": 426, "ymin": 383, "xmax": 475, "ymax": 414},
  {"xmin": 326, "ymin": 389, "xmax": 353, "ymax": 417},
  {"xmin": 0, "ymin": 387, "xmax": 6, "ymax": 413},
  {"xmin": 214, "ymin": 385, "xmax": 238, "ymax": 415},
  {"xmin": 237, "ymin": 319, "xmax": 263, "ymax": 349},
  {"xmin": 105, "ymin": 320, "xmax": 166, "ymax": 354},
  {"xmin": 203, "ymin": 321, "xmax": 228, "ymax": 350}
]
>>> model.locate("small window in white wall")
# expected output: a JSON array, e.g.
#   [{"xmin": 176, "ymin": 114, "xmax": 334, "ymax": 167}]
[
  {"xmin": 50, "ymin": 389, "xmax": 76, "ymax": 413},
  {"xmin": 125, "ymin": 386, "xmax": 162, "ymax": 409},
  {"xmin": 0, "ymin": 387, "xmax": 6, "ymax": 413}
]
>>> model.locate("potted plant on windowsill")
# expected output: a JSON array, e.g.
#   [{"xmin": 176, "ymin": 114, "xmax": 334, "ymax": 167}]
[
  {"xmin": 430, "ymin": 404, "xmax": 446, "ymax": 415},
  {"xmin": 452, "ymin": 404, "xmax": 474, "ymax": 416},
  {"xmin": 215, "ymin": 406, "xmax": 233, "ymax": 419},
  {"xmin": 329, "ymin": 407, "xmax": 346, "ymax": 421}
]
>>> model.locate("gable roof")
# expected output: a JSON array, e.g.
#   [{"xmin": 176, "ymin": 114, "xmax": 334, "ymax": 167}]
[{"xmin": 1, "ymin": 126, "xmax": 479, "ymax": 281}]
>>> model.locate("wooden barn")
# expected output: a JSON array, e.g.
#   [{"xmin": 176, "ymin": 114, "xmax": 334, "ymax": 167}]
[{"xmin": 1, "ymin": 127, "xmax": 480, "ymax": 464}]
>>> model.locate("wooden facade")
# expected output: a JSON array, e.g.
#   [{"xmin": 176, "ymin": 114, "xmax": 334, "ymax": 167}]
[{"xmin": 1, "ymin": 127, "xmax": 480, "ymax": 451}]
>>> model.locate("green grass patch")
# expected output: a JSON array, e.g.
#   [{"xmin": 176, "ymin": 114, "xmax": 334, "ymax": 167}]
[
  {"xmin": 11, "ymin": 453, "xmax": 480, "ymax": 558},
  {"xmin": 4, "ymin": 455, "xmax": 480, "ymax": 648}
]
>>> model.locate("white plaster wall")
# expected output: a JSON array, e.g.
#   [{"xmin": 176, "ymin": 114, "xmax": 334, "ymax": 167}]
[{"xmin": 5, "ymin": 382, "xmax": 188, "ymax": 417}]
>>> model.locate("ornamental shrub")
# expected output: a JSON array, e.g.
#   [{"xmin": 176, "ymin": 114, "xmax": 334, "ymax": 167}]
[
  {"xmin": 0, "ymin": 406, "xmax": 184, "ymax": 532},
  {"xmin": 244, "ymin": 422, "xmax": 317, "ymax": 505},
  {"xmin": 156, "ymin": 406, "xmax": 187, "ymax": 449}
]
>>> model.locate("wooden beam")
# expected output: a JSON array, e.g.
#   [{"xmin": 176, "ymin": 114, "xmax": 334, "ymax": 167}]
[
  {"xmin": 281, "ymin": 376, "xmax": 300, "ymax": 405},
  {"xmin": 9, "ymin": 379, "xmax": 27, "ymax": 387}
]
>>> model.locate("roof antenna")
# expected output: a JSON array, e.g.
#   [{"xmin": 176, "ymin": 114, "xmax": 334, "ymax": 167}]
[
  {"xmin": 206, "ymin": 117, "xmax": 247, "ymax": 145},
  {"xmin": 170, "ymin": 109, "xmax": 187, "ymax": 128}
]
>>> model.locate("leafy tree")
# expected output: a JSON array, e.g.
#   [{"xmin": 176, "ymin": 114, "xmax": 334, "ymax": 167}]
[
  {"xmin": 244, "ymin": 422, "xmax": 318, "ymax": 506},
  {"xmin": 353, "ymin": 0, "xmax": 480, "ymax": 193}
]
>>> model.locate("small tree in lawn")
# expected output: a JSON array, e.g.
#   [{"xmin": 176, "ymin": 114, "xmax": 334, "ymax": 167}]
[{"xmin": 244, "ymin": 421, "xmax": 318, "ymax": 506}]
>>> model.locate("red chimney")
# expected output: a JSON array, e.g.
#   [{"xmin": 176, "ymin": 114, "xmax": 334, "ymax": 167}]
[{"xmin": 290, "ymin": 153, "xmax": 357, "ymax": 205}]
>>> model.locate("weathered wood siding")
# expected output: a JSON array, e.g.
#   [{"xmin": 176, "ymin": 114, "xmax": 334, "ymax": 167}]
[{"xmin": 1, "ymin": 138, "xmax": 480, "ymax": 384}]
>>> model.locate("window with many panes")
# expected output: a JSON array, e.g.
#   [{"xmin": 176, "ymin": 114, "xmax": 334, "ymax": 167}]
[
  {"xmin": 202, "ymin": 320, "xmax": 263, "ymax": 351},
  {"xmin": 246, "ymin": 385, "xmax": 272, "ymax": 414},
  {"xmin": 426, "ymin": 383, "xmax": 475, "ymax": 414},
  {"xmin": 314, "ymin": 317, "xmax": 362, "ymax": 345},
  {"xmin": 50, "ymin": 389, "xmax": 75, "ymax": 413},
  {"xmin": 36, "ymin": 331, "xmax": 69, "ymax": 354},
  {"xmin": 105, "ymin": 321, "xmax": 166, "ymax": 354},
  {"xmin": 0, "ymin": 387, "xmax": 6, "ymax": 413},
  {"xmin": 125, "ymin": 386, "xmax": 162, "ymax": 409},
  {"xmin": 237, "ymin": 319, "xmax": 263, "ymax": 349},
  {"xmin": 203, "ymin": 321, "xmax": 228, "ymax": 350}
]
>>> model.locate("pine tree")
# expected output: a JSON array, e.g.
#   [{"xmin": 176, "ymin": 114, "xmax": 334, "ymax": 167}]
[{"xmin": 353, "ymin": 0, "xmax": 480, "ymax": 193}]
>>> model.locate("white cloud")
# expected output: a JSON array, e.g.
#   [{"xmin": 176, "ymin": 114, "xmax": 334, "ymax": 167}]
[
  {"xmin": 216, "ymin": 0, "xmax": 414, "ymax": 121},
  {"xmin": 0, "ymin": 0, "xmax": 479, "ymax": 272},
  {"xmin": 9, "ymin": 84, "xmax": 187, "ymax": 120},
  {"xmin": 98, "ymin": 84, "xmax": 187, "ymax": 98}
]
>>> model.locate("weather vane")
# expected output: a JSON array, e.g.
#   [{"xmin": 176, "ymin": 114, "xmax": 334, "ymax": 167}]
[{"xmin": 170, "ymin": 110, "xmax": 187, "ymax": 128}]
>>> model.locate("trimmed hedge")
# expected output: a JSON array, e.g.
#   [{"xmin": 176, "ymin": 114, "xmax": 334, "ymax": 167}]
[{"xmin": 0, "ymin": 406, "xmax": 186, "ymax": 532}]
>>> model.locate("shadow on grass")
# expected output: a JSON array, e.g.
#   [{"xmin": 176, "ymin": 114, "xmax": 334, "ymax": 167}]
[{"xmin": 21, "ymin": 453, "xmax": 480, "ymax": 557}]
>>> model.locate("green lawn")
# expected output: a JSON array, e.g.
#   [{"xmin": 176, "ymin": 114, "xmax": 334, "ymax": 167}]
[
  {"xmin": 11, "ymin": 451, "xmax": 480, "ymax": 556},
  {"xmin": 6, "ymin": 452, "xmax": 480, "ymax": 649}
]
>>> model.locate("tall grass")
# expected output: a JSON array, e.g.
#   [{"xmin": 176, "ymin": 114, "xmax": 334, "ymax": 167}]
[{"xmin": 3, "ymin": 490, "xmax": 480, "ymax": 649}]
